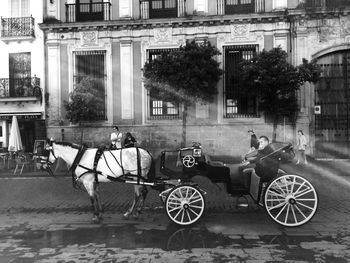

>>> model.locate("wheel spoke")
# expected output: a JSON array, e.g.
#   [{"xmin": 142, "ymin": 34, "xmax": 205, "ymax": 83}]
[
  {"xmin": 267, "ymin": 190, "xmax": 285, "ymax": 199},
  {"xmin": 275, "ymin": 182, "xmax": 287, "ymax": 195},
  {"xmin": 189, "ymin": 197, "xmax": 202, "ymax": 204},
  {"xmin": 168, "ymin": 206, "xmax": 182, "ymax": 213},
  {"xmin": 296, "ymin": 201, "xmax": 315, "ymax": 211},
  {"xmin": 181, "ymin": 209, "xmax": 185, "ymax": 222},
  {"xmin": 266, "ymin": 198, "xmax": 286, "ymax": 202},
  {"xmin": 173, "ymin": 207, "xmax": 184, "ymax": 220},
  {"xmin": 284, "ymin": 204, "xmax": 291, "ymax": 224},
  {"xmin": 291, "ymin": 205, "xmax": 297, "ymax": 223},
  {"xmin": 188, "ymin": 207, "xmax": 200, "ymax": 217},
  {"xmin": 294, "ymin": 181, "xmax": 306, "ymax": 195},
  {"xmin": 294, "ymin": 203, "xmax": 307, "ymax": 219},
  {"xmin": 186, "ymin": 209, "xmax": 192, "ymax": 222},
  {"xmin": 268, "ymin": 201, "xmax": 287, "ymax": 211},
  {"xmin": 295, "ymin": 188, "xmax": 314, "ymax": 198},
  {"xmin": 296, "ymin": 198, "xmax": 316, "ymax": 201},
  {"xmin": 189, "ymin": 205, "xmax": 203, "ymax": 209},
  {"xmin": 275, "ymin": 203, "xmax": 288, "ymax": 219}
]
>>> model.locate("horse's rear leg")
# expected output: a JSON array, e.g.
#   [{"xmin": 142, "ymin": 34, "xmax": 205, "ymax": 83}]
[
  {"xmin": 94, "ymin": 185, "xmax": 103, "ymax": 220},
  {"xmin": 137, "ymin": 186, "xmax": 148, "ymax": 214},
  {"xmin": 123, "ymin": 185, "xmax": 146, "ymax": 219}
]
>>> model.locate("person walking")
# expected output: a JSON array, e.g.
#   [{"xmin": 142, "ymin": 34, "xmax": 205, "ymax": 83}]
[
  {"xmin": 296, "ymin": 130, "xmax": 308, "ymax": 165},
  {"xmin": 110, "ymin": 126, "xmax": 122, "ymax": 150}
]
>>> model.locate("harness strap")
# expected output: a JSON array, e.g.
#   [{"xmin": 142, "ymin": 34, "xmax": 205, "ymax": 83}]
[
  {"xmin": 136, "ymin": 147, "xmax": 141, "ymax": 185},
  {"xmin": 103, "ymin": 150, "xmax": 125, "ymax": 176},
  {"xmin": 70, "ymin": 145, "xmax": 87, "ymax": 175},
  {"xmin": 92, "ymin": 148, "xmax": 104, "ymax": 184}
]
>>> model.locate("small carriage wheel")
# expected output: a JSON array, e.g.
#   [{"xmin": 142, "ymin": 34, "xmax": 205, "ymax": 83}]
[
  {"xmin": 264, "ymin": 174, "xmax": 318, "ymax": 227},
  {"xmin": 165, "ymin": 185, "xmax": 205, "ymax": 226},
  {"xmin": 182, "ymin": 155, "xmax": 195, "ymax": 168}
]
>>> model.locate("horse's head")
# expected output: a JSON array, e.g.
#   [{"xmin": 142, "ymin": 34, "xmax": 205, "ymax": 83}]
[{"xmin": 42, "ymin": 138, "xmax": 58, "ymax": 176}]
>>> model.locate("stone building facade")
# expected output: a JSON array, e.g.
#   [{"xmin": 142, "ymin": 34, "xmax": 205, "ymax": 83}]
[
  {"xmin": 39, "ymin": 0, "xmax": 350, "ymax": 159},
  {"xmin": 0, "ymin": 0, "xmax": 46, "ymax": 152}
]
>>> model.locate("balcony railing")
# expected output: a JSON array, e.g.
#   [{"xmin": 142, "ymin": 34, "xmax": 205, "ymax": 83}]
[
  {"xmin": 140, "ymin": 0, "xmax": 185, "ymax": 19},
  {"xmin": 303, "ymin": 0, "xmax": 349, "ymax": 9},
  {"xmin": 66, "ymin": 2, "xmax": 111, "ymax": 23},
  {"xmin": 1, "ymin": 16, "xmax": 35, "ymax": 40},
  {"xmin": 0, "ymin": 77, "xmax": 41, "ymax": 99},
  {"xmin": 217, "ymin": 0, "xmax": 265, "ymax": 15}
]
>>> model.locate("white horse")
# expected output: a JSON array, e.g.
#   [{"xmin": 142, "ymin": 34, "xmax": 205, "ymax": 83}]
[{"xmin": 43, "ymin": 141, "xmax": 155, "ymax": 222}]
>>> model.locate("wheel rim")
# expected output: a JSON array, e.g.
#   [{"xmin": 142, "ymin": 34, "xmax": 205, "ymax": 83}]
[
  {"xmin": 264, "ymin": 174, "xmax": 318, "ymax": 227},
  {"xmin": 165, "ymin": 185, "xmax": 205, "ymax": 226}
]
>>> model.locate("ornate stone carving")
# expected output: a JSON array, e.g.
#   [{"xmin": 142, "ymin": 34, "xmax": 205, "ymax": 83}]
[
  {"xmin": 153, "ymin": 27, "xmax": 172, "ymax": 43},
  {"xmin": 80, "ymin": 31, "xmax": 98, "ymax": 46},
  {"xmin": 231, "ymin": 24, "xmax": 250, "ymax": 40}
]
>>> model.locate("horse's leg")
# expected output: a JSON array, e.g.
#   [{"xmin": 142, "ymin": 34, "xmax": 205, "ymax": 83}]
[
  {"xmin": 123, "ymin": 185, "xmax": 142, "ymax": 219},
  {"xmin": 94, "ymin": 184, "xmax": 103, "ymax": 220},
  {"xmin": 136, "ymin": 186, "xmax": 149, "ymax": 214},
  {"xmin": 83, "ymin": 176, "xmax": 100, "ymax": 223}
]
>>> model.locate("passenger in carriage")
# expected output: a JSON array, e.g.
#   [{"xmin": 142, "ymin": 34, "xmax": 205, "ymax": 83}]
[
  {"xmin": 241, "ymin": 136, "xmax": 279, "ymax": 184},
  {"xmin": 124, "ymin": 132, "xmax": 137, "ymax": 148}
]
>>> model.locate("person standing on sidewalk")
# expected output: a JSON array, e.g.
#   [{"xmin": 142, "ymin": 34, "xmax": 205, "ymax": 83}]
[
  {"xmin": 296, "ymin": 130, "xmax": 308, "ymax": 165},
  {"xmin": 248, "ymin": 129, "xmax": 259, "ymax": 153},
  {"xmin": 110, "ymin": 126, "xmax": 122, "ymax": 150}
]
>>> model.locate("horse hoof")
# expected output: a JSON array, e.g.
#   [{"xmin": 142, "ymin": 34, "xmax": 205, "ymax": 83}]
[{"xmin": 92, "ymin": 216, "xmax": 100, "ymax": 223}]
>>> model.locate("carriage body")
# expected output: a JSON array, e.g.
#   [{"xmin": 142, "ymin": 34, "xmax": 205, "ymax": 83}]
[{"xmin": 159, "ymin": 142, "xmax": 318, "ymax": 227}]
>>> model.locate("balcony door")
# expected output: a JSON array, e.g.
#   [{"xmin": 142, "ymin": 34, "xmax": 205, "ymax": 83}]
[
  {"xmin": 10, "ymin": 0, "xmax": 30, "ymax": 17},
  {"xmin": 149, "ymin": 0, "xmax": 177, "ymax": 19},
  {"xmin": 9, "ymin": 52, "xmax": 31, "ymax": 97},
  {"xmin": 76, "ymin": 0, "xmax": 104, "ymax": 22}
]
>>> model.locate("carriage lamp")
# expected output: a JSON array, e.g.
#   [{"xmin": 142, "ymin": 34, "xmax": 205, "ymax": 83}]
[{"xmin": 193, "ymin": 149, "xmax": 202, "ymax": 157}]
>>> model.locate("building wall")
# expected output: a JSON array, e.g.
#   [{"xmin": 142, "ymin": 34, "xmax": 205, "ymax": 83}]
[
  {"xmin": 40, "ymin": 0, "xmax": 350, "ymax": 158},
  {"xmin": 0, "ymin": 0, "xmax": 45, "ymax": 149}
]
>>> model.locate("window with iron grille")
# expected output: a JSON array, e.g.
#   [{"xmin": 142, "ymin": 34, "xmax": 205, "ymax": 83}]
[
  {"xmin": 74, "ymin": 50, "xmax": 107, "ymax": 121},
  {"xmin": 147, "ymin": 49, "xmax": 180, "ymax": 119},
  {"xmin": 224, "ymin": 45, "xmax": 259, "ymax": 118}
]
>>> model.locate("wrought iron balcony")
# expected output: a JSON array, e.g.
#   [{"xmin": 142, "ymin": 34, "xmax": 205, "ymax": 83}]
[
  {"xmin": 65, "ymin": 2, "xmax": 111, "ymax": 23},
  {"xmin": 1, "ymin": 16, "xmax": 35, "ymax": 41},
  {"xmin": 140, "ymin": 0, "xmax": 186, "ymax": 19},
  {"xmin": 217, "ymin": 0, "xmax": 265, "ymax": 15},
  {"xmin": 303, "ymin": 0, "xmax": 350, "ymax": 9},
  {"xmin": 0, "ymin": 77, "xmax": 41, "ymax": 99}
]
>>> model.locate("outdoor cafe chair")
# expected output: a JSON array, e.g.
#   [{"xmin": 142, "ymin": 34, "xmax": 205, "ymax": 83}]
[{"xmin": 13, "ymin": 154, "xmax": 32, "ymax": 175}]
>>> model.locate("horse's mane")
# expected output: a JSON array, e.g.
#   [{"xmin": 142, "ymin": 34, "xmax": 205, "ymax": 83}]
[{"xmin": 54, "ymin": 141, "xmax": 83, "ymax": 150}]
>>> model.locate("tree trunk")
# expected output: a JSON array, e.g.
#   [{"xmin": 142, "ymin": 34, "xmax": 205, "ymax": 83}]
[
  {"xmin": 80, "ymin": 122, "xmax": 84, "ymax": 145},
  {"xmin": 272, "ymin": 116, "xmax": 278, "ymax": 142},
  {"xmin": 181, "ymin": 104, "xmax": 188, "ymax": 147}
]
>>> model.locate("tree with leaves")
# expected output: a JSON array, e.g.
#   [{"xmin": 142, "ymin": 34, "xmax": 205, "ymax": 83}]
[
  {"xmin": 64, "ymin": 77, "xmax": 105, "ymax": 144},
  {"xmin": 143, "ymin": 40, "xmax": 223, "ymax": 146},
  {"xmin": 237, "ymin": 47, "xmax": 321, "ymax": 142}
]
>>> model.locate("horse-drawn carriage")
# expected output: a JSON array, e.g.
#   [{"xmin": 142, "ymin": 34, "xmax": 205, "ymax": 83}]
[
  {"xmin": 43, "ymin": 140, "xmax": 318, "ymax": 228},
  {"xmin": 158, "ymin": 142, "xmax": 318, "ymax": 227}
]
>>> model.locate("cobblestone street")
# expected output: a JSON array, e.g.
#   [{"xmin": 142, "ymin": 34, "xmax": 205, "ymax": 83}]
[{"xmin": 0, "ymin": 159, "xmax": 350, "ymax": 262}]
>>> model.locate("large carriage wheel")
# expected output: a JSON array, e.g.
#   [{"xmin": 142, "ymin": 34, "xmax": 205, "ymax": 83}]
[
  {"xmin": 264, "ymin": 174, "xmax": 318, "ymax": 227},
  {"xmin": 165, "ymin": 185, "xmax": 205, "ymax": 226}
]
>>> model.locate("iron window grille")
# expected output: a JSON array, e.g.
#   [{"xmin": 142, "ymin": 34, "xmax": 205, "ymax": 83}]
[
  {"xmin": 146, "ymin": 48, "xmax": 180, "ymax": 120},
  {"xmin": 223, "ymin": 44, "xmax": 259, "ymax": 118}
]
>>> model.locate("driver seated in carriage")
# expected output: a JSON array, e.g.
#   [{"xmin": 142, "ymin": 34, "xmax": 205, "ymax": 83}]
[{"xmin": 240, "ymin": 135, "xmax": 279, "ymax": 186}]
